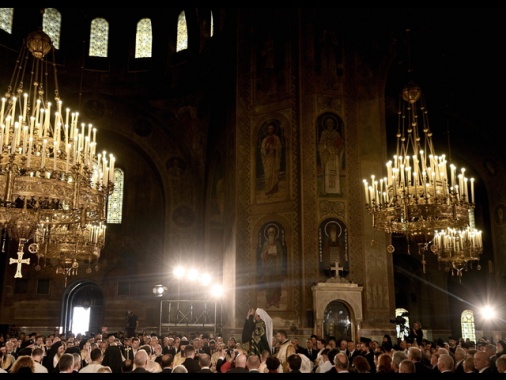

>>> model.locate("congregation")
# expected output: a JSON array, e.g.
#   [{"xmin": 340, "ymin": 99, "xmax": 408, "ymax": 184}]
[{"xmin": 0, "ymin": 326, "xmax": 505, "ymax": 373}]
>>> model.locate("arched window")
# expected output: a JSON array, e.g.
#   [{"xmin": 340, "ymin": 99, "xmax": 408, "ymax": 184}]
[
  {"xmin": 89, "ymin": 18, "xmax": 109, "ymax": 58},
  {"xmin": 176, "ymin": 11, "xmax": 188, "ymax": 52},
  {"xmin": 0, "ymin": 8, "xmax": 14, "ymax": 34},
  {"xmin": 210, "ymin": 10, "xmax": 214, "ymax": 38},
  {"xmin": 107, "ymin": 168, "xmax": 124, "ymax": 224},
  {"xmin": 461, "ymin": 309, "xmax": 476, "ymax": 342},
  {"xmin": 135, "ymin": 18, "xmax": 152, "ymax": 58},
  {"xmin": 42, "ymin": 8, "xmax": 61, "ymax": 49}
]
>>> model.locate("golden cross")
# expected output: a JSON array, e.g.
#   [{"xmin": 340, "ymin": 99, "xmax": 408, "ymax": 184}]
[{"xmin": 9, "ymin": 250, "xmax": 30, "ymax": 278}]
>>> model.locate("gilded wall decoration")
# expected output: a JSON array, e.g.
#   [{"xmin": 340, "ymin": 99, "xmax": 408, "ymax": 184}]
[{"xmin": 319, "ymin": 200, "xmax": 345, "ymax": 219}]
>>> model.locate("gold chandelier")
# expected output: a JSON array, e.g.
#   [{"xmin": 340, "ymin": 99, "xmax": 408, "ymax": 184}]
[
  {"xmin": 363, "ymin": 80, "xmax": 483, "ymax": 276},
  {"xmin": 0, "ymin": 29, "xmax": 114, "ymax": 282}
]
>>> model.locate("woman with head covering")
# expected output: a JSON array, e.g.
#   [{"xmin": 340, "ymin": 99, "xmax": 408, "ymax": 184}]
[{"xmin": 241, "ymin": 307, "xmax": 273, "ymax": 357}]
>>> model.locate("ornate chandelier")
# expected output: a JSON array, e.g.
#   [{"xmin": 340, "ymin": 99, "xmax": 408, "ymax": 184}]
[
  {"xmin": 0, "ymin": 29, "xmax": 114, "ymax": 282},
  {"xmin": 363, "ymin": 80, "xmax": 482, "ymax": 276}
]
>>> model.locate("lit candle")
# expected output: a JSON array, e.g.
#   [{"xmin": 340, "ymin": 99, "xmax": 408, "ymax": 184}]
[
  {"xmin": 102, "ymin": 151, "xmax": 107, "ymax": 182},
  {"xmin": 470, "ymin": 178, "xmax": 475, "ymax": 203},
  {"xmin": 65, "ymin": 108, "xmax": 70, "ymax": 128},
  {"xmin": 423, "ymin": 171, "xmax": 427, "ymax": 198},
  {"xmin": 109, "ymin": 154, "xmax": 115, "ymax": 182},
  {"xmin": 22, "ymin": 125, "xmax": 28, "ymax": 154},
  {"xmin": 0, "ymin": 97, "xmax": 6, "ymax": 123},
  {"xmin": 65, "ymin": 143, "xmax": 70, "ymax": 173},
  {"xmin": 363, "ymin": 180, "xmax": 369, "ymax": 204},
  {"xmin": 84, "ymin": 136, "xmax": 90, "ymax": 165},
  {"xmin": 41, "ymin": 139, "xmax": 47, "ymax": 168},
  {"xmin": 464, "ymin": 177, "xmax": 469, "ymax": 202},
  {"xmin": 11, "ymin": 122, "xmax": 19, "ymax": 154},
  {"xmin": 22, "ymin": 93, "xmax": 28, "ymax": 122},
  {"xmin": 386, "ymin": 161, "xmax": 392, "ymax": 187},
  {"xmin": 413, "ymin": 171, "xmax": 418, "ymax": 199},
  {"xmin": 35, "ymin": 99, "xmax": 41, "ymax": 128},
  {"xmin": 29, "ymin": 116, "xmax": 35, "ymax": 140},
  {"xmin": 53, "ymin": 140, "xmax": 59, "ymax": 171},
  {"xmin": 44, "ymin": 102, "xmax": 51, "ymax": 137},
  {"xmin": 27, "ymin": 137, "xmax": 33, "ymax": 167},
  {"xmin": 0, "ymin": 124, "xmax": 4, "ymax": 149},
  {"xmin": 5, "ymin": 115, "xmax": 10, "ymax": 143}
]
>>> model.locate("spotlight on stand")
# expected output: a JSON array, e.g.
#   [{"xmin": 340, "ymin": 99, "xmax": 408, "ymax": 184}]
[{"xmin": 152, "ymin": 284, "xmax": 167, "ymax": 297}]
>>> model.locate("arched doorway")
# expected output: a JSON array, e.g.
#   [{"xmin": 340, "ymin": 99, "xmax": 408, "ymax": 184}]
[
  {"xmin": 61, "ymin": 280, "xmax": 104, "ymax": 336},
  {"xmin": 323, "ymin": 300, "xmax": 351, "ymax": 341}
]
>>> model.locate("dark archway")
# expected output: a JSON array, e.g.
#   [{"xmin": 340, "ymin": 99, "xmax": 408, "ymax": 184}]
[
  {"xmin": 323, "ymin": 300, "xmax": 351, "ymax": 341},
  {"xmin": 61, "ymin": 280, "xmax": 104, "ymax": 336}
]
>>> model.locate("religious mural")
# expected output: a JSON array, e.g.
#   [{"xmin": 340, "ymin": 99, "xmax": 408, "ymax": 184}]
[
  {"xmin": 316, "ymin": 112, "xmax": 345, "ymax": 197},
  {"xmin": 318, "ymin": 218, "xmax": 349, "ymax": 278},
  {"xmin": 256, "ymin": 222, "xmax": 288, "ymax": 310},
  {"xmin": 256, "ymin": 119, "xmax": 287, "ymax": 203}
]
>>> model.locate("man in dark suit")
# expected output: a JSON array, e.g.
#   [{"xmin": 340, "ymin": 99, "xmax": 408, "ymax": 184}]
[
  {"xmin": 302, "ymin": 338, "xmax": 318, "ymax": 362},
  {"xmin": 162, "ymin": 337, "xmax": 176, "ymax": 356},
  {"xmin": 160, "ymin": 353, "xmax": 174, "ymax": 373},
  {"xmin": 181, "ymin": 344, "xmax": 201, "ymax": 373},
  {"xmin": 408, "ymin": 346, "xmax": 432, "ymax": 374},
  {"xmin": 474, "ymin": 350, "xmax": 498, "ymax": 373},
  {"xmin": 197, "ymin": 353, "xmax": 213, "ymax": 373},
  {"xmin": 346, "ymin": 340, "xmax": 360, "ymax": 363},
  {"xmin": 454, "ymin": 347, "xmax": 466, "ymax": 374}
]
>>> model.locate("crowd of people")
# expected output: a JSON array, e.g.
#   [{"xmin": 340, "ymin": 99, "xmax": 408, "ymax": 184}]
[{"xmin": 0, "ymin": 309, "xmax": 505, "ymax": 373}]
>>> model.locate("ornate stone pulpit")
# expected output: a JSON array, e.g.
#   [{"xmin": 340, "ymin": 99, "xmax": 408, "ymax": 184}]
[{"xmin": 311, "ymin": 276, "xmax": 363, "ymax": 341}]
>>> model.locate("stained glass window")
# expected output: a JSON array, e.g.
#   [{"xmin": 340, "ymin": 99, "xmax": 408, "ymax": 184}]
[
  {"xmin": 176, "ymin": 11, "xmax": 188, "ymax": 52},
  {"xmin": 89, "ymin": 18, "xmax": 109, "ymax": 57},
  {"xmin": 461, "ymin": 309, "xmax": 476, "ymax": 342},
  {"xmin": 42, "ymin": 8, "xmax": 61, "ymax": 49},
  {"xmin": 0, "ymin": 8, "xmax": 14, "ymax": 34},
  {"xmin": 107, "ymin": 168, "xmax": 124, "ymax": 224},
  {"xmin": 135, "ymin": 18, "xmax": 152, "ymax": 58}
]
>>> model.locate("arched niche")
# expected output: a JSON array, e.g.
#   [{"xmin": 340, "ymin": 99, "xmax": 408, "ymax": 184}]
[{"xmin": 311, "ymin": 281, "xmax": 363, "ymax": 341}]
